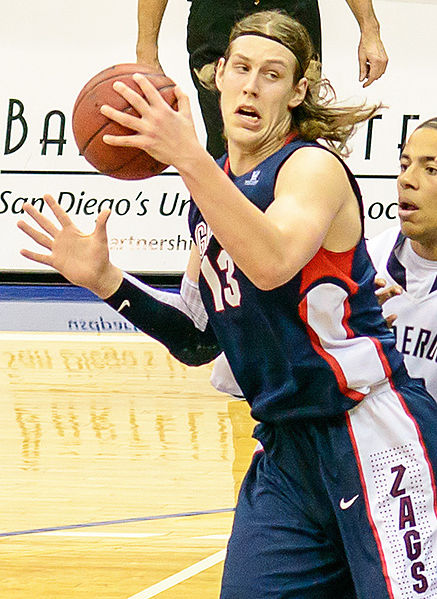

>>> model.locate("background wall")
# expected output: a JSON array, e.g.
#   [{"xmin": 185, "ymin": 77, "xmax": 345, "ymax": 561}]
[{"xmin": 1, "ymin": 0, "xmax": 436, "ymax": 277}]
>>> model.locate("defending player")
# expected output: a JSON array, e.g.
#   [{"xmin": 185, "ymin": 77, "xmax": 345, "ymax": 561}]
[
  {"xmin": 367, "ymin": 117, "xmax": 437, "ymax": 401},
  {"xmin": 18, "ymin": 11, "xmax": 437, "ymax": 598}
]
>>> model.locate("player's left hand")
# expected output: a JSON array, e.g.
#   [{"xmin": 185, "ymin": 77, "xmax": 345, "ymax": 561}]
[
  {"xmin": 100, "ymin": 74, "xmax": 201, "ymax": 168},
  {"xmin": 17, "ymin": 195, "xmax": 122, "ymax": 299},
  {"xmin": 358, "ymin": 32, "xmax": 388, "ymax": 87}
]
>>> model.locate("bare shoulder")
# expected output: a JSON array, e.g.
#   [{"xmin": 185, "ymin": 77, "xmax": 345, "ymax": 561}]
[
  {"xmin": 279, "ymin": 145, "xmax": 346, "ymax": 178},
  {"xmin": 276, "ymin": 145, "xmax": 351, "ymax": 199}
]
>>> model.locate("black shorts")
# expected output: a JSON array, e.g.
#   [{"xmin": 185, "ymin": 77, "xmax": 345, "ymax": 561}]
[{"xmin": 186, "ymin": 0, "xmax": 321, "ymax": 70}]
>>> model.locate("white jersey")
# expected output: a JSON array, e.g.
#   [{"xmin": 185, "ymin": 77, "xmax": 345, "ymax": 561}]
[{"xmin": 367, "ymin": 227, "xmax": 437, "ymax": 401}]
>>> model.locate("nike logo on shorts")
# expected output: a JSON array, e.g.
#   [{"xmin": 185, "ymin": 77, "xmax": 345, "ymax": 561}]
[
  {"xmin": 339, "ymin": 494, "xmax": 359, "ymax": 510},
  {"xmin": 117, "ymin": 299, "xmax": 131, "ymax": 312}
]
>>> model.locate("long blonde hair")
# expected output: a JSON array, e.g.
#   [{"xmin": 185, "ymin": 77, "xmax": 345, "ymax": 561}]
[{"xmin": 197, "ymin": 10, "xmax": 382, "ymax": 156}]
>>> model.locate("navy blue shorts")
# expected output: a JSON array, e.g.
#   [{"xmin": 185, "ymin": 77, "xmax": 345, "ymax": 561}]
[{"xmin": 220, "ymin": 378, "xmax": 437, "ymax": 598}]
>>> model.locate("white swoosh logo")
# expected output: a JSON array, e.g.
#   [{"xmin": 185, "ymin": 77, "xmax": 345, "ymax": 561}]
[
  {"xmin": 117, "ymin": 299, "xmax": 130, "ymax": 312},
  {"xmin": 339, "ymin": 494, "xmax": 359, "ymax": 510}
]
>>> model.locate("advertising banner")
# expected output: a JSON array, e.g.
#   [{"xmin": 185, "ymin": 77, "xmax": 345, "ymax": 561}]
[{"xmin": 1, "ymin": 0, "xmax": 436, "ymax": 276}]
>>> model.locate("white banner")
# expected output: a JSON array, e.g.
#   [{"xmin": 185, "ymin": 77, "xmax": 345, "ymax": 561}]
[
  {"xmin": 321, "ymin": 0, "xmax": 437, "ymax": 237},
  {"xmin": 1, "ymin": 0, "xmax": 436, "ymax": 274}
]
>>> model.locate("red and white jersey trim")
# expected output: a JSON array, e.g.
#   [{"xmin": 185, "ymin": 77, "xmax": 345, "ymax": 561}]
[{"xmin": 301, "ymin": 283, "xmax": 390, "ymax": 399}]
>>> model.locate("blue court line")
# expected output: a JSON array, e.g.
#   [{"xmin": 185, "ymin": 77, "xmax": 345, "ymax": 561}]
[
  {"xmin": 0, "ymin": 285, "xmax": 99, "ymax": 302},
  {"xmin": 0, "ymin": 508, "xmax": 235, "ymax": 539},
  {"xmin": 0, "ymin": 284, "xmax": 178, "ymax": 302}
]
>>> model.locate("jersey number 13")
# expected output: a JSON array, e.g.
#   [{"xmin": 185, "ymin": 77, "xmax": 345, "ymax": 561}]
[{"xmin": 201, "ymin": 250, "xmax": 241, "ymax": 312}]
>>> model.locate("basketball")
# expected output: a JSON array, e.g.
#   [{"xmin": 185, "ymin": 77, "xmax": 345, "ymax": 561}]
[{"xmin": 72, "ymin": 63, "xmax": 177, "ymax": 180}]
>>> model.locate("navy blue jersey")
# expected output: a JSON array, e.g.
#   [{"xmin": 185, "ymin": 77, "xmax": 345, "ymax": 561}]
[{"xmin": 189, "ymin": 138, "xmax": 406, "ymax": 422}]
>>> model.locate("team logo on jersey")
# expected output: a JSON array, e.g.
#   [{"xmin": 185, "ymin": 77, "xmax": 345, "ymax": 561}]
[
  {"xmin": 194, "ymin": 221, "xmax": 213, "ymax": 259},
  {"xmin": 244, "ymin": 170, "xmax": 261, "ymax": 186}
]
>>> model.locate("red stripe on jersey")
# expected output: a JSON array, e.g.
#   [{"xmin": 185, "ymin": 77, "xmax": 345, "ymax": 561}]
[
  {"xmin": 300, "ymin": 247, "xmax": 359, "ymax": 297},
  {"xmin": 345, "ymin": 412, "xmax": 396, "ymax": 599},
  {"xmin": 389, "ymin": 383, "xmax": 437, "ymax": 520},
  {"xmin": 299, "ymin": 246, "xmax": 396, "ymax": 402},
  {"xmin": 299, "ymin": 245, "xmax": 363, "ymax": 401},
  {"xmin": 371, "ymin": 337, "xmax": 393, "ymax": 380},
  {"xmin": 341, "ymin": 292, "xmax": 355, "ymax": 339},
  {"xmin": 299, "ymin": 296, "xmax": 365, "ymax": 402}
]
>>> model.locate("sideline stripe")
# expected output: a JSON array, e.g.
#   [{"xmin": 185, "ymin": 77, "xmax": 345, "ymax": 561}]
[
  {"xmin": 127, "ymin": 549, "xmax": 226, "ymax": 599},
  {"xmin": 0, "ymin": 508, "xmax": 235, "ymax": 539}
]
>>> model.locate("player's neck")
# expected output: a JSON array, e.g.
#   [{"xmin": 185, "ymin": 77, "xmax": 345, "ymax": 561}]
[
  {"xmin": 227, "ymin": 136, "xmax": 285, "ymax": 176},
  {"xmin": 410, "ymin": 239, "xmax": 437, "ymax": 261}
]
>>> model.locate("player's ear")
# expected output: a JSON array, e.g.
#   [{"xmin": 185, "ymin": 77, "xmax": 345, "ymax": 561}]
[
  {"xmin": 288, "ymin": 77, "xmax": 308, "ymax": 110},
  {"xmin": 215, "ymin": 58, "xmax": 226, "ymax": 92}
]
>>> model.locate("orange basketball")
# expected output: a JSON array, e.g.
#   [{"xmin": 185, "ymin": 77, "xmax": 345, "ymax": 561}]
[{"xmin": 72, "ymin": 63, "xmax": 177, "ymax": 180}]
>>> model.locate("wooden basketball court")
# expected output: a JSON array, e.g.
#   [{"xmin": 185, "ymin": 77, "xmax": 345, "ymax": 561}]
[{"xmin": 0, "ymin": 332, "xmax": 256, "ymax": 598}]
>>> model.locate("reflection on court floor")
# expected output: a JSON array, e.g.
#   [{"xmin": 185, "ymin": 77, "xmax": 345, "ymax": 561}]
[{"xmin": 0, "ymin": 333, "xmax": 256, "ymax": 599}]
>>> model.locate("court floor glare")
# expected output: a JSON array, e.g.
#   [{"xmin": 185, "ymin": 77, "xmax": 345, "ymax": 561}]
[{"xmin": 0, "ymin": 332, "xmax": 257, "ymax": 599}]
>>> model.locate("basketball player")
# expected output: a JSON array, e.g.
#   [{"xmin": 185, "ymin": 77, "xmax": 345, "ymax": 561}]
[
  {"xmin": 18, "ymin": 11, "xmax": 437, "ymax": 598},
  {"xmin": 137, "ymin": 0, "xmax": 388, "ymax": 157},
  {"xmin": 139, "ymin": 0, "xmax": 388, "ymax": 399},
  {"xmin": 213, "ymin": 118, "xmax": 437, "ymax": 401},
  {"xmin": 367, "ymin": 118, "xmax": 437, "ymax": 401}
]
